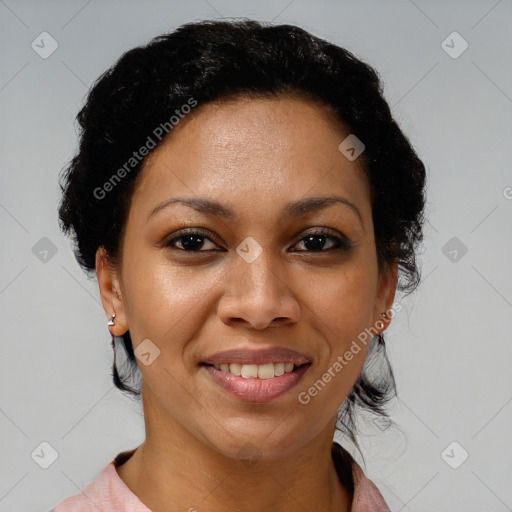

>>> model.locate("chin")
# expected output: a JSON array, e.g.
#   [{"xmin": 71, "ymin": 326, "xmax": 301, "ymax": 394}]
[{"xmin": 204, "ymin": 420, "xmax": 313, "ymax": 462}]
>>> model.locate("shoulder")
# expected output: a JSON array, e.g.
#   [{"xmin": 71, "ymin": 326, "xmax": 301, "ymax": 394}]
[
  {"xmin": 332, "ymin": 442, "xmax": 391, "ymax": 512},
  {"xmin": 52, "ymin": 450, "xmax": 149, "ymax": 512}
]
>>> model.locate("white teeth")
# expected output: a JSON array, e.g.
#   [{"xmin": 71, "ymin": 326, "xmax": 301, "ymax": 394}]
[
  {"xmin": 212, "ymin": 362, "xmax": 299, "ymax": 378},
  {"xmin": 257, "ymin": 363, "xmax": 275, "ymax": 379},
  {"xmin": 241, "ymin": 364, "xmax": 258, "ymax": 378},
  {"xmin": 274, "ymin": 362, "xmax": 285, "ymax": 376},
  {"xmin": 229, "ymin": 363, "xmax": 242, "ymax": 376}
]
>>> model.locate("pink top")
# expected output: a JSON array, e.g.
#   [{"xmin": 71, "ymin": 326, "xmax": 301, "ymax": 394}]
[{"xmin": 52, "ymin": 443, "xmax": 390, "ymax": 511}]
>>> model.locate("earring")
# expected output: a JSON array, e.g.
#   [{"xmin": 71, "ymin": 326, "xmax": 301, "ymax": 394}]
[
  {"xmin": 108, "ymin": 312, "xmax": 116, "ymax": 326},
  {"xmin": 377, "ymin": 311, "xmax": 388, "ymax": 331}
]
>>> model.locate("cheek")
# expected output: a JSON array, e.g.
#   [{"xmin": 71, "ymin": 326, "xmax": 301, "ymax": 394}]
[
  {"xmin": 300, "ymin": 255, "xmax": 377, "ymax": 398},
  {"xmin": 295, "ymin": 272, "xmax": 374, "ymax": 417},
  {"xmin": 121, "ymin": 260, "xmax": 217, "ymax": 408},
  {"xmin": 309, "ymin": 258, "xmax": 377, "ymax": 342},
  {"xmin": 121, "ymin": 252, "xmax": 220, "ymax": 353}
]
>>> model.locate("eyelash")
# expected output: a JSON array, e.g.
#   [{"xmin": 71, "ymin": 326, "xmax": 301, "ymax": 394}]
[{"xmin": 162, "ymin": 227, "xmax": 352, "ymax": 253}]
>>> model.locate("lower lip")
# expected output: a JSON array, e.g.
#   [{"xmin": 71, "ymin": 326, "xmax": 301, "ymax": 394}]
[{"xmin": 202, "ymin": 364, "xmax": 311, "ymax": 403}]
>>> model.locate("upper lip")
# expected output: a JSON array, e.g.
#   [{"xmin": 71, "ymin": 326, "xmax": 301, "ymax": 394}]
[{"xmin": 202, "ymin": 346, "xmax": 312, "ymax": 366}]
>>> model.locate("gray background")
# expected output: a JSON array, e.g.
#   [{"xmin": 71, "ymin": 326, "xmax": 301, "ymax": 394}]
[{"xmin": 1, "ymin": 0, "xmax": 511, "ymax": 510}]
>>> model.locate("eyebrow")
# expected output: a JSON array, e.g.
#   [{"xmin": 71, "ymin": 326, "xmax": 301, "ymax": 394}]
[{"xmin": 148, "ymin": 195, "xmax": 363, "ymax": 225}]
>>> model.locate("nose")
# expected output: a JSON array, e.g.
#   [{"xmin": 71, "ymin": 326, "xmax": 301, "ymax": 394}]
[{"xmin": 217, "ymin": 249, "xmax": 301, "ymax": 331}]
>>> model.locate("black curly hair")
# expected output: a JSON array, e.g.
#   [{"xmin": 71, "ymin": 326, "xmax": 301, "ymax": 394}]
[{"xmin": 58, "ymin": 19, "xmax": 426, "ymax": 449}]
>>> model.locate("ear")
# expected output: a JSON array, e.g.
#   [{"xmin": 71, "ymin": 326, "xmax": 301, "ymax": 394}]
[
  {"xmin": 95, "ymin": 247, "xmax": 128, "ymax": 337},
  {"xmin": 371, "ymin": 258, "xmax": 398, "ymax": 333}
]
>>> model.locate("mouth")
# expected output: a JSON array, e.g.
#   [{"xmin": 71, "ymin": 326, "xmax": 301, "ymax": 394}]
[{"xmin": 199, "ymin": 361, "xmax": 312, "ymax": 403}]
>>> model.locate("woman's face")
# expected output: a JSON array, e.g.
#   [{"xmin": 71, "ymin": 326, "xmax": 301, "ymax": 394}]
[{"xmin": 97, "ymin": 95, "xmax": 397, "ymax": 459}]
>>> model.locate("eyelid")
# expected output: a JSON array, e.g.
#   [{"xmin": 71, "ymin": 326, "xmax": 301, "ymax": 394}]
[{"xmin": 297, "ymin": 226, "xmax": 347, "ymax": 239}]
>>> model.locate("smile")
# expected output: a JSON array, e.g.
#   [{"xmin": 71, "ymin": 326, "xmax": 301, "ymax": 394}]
[{"xmin": 201, "ymin": 362, "xmax": 312, "ymax": 403}]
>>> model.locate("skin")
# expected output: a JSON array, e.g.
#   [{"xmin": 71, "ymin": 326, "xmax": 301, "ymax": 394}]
[{"xmin": 96, "ymin": 94, "xmax": 397, "ymax": 512}]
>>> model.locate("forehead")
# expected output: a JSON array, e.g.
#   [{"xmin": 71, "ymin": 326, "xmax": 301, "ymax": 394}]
[{"xmin": 131, "ymin": 95, "xmax": 371, "ymax": 222}]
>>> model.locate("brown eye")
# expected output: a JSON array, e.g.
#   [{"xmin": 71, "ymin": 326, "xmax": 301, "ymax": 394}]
[
  {"xmin": 163, "ymin": 229, "xmax": 219, "ymax": 251},
  {"xmin": 291, "ymin": 229, "xmax": 352, "ymax": 253}
]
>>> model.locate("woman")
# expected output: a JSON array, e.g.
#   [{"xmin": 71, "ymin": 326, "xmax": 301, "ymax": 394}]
[{"xmin": 54, "ymin": 19, "xmax": 426, "ymax": 511}]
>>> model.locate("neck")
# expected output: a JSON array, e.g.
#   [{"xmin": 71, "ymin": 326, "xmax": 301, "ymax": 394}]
[{"xmin": 116, "ymin": 397, "xmax": 353, "ymax": 512}]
